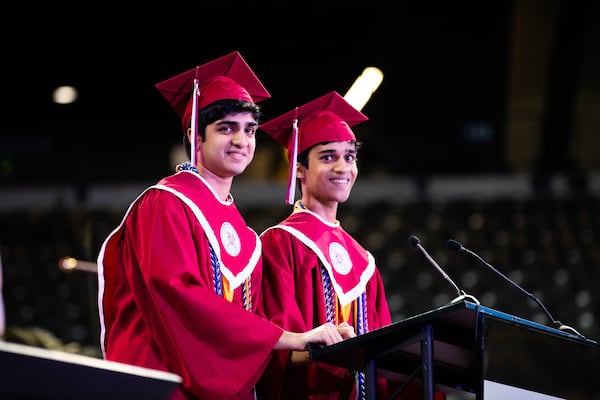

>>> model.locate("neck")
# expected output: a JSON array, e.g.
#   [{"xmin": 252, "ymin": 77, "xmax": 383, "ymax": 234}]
[
  {"xmin": 177, "ymin": 161, "xmax": 233, "ymax": 202},
  {"xmin": 200, "ymin": 171, "xmax": 233, "ymax": 201},
  {"xmin": 298, "ymin": 198, "xmax": 338, "ymax": 223}
]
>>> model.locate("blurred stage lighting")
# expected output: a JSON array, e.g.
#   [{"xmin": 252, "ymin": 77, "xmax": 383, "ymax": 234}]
[
  {"xmin": 52, "ymin": 86, "xmax": 78, "ymax": 105},
  {"xmin": 344, "ymin": 67, "xmax": 383, "ymax": 111}
]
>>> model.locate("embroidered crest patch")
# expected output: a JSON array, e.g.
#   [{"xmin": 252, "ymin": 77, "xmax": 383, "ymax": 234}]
[
  {"xmin": 220, "ymin": 222, "xmax": 241, "ymax": 257},
  {"xmin": 329, "ymin": 242, "xmax": 352, "ymax": 275}
]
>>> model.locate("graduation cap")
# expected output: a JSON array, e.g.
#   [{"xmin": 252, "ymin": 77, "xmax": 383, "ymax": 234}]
[
  {"xmin": 155, "ymin": 51, "xmax": 271, "ymax": 165},
  {"xmin": 260, "ymin": 91, "xmax": 368, "ymax": 204}
]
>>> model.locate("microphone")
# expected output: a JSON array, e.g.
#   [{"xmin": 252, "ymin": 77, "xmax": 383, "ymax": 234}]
[
  {"xmin": 408, "ymin": 235, "xmax": 480, "ymax": 305},
  {"xmin": 446, "ymin": 238, "xmax": 585, "ymax": 339}
]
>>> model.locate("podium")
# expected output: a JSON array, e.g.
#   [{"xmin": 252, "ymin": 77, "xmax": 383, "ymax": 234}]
[
  {"xmin": 0, "ymin": 340, "xmax": 181, "ymax": 399},
  {"xmin": 309, "ymin": 300, "xmax": 600, "ymax": 400}
]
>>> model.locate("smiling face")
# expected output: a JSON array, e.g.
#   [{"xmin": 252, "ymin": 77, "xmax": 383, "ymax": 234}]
[
  {"xmin": 298, "ymin": 140, "xmax": 358, "ymax": 214},
  {"xmin": 195, "ymin": 111, "xmax": 257, "ymax": 185}
]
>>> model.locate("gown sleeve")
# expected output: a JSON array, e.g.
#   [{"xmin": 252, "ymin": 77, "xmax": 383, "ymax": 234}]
[{"xmin": 257, "ymin": 227, "xmax": 310, "ymax": 399}]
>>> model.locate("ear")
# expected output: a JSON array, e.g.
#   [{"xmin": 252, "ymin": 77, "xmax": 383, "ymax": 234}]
[
  {"xmin": 185, "ymin": 127, "xmax": 193, "ymax": 143},
  {"xmin": 186, "ymin": 128, "xmax": 202, "ymax": 153},
  {"xmin": 295, "ymin": 162, "xmax": 306, "ymax": 180}
]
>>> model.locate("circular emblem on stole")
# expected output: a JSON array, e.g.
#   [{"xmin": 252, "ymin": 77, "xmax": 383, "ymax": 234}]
[
  {"xmin": 220, "ymin": 222, "xmax": 241, "ymax": 257},
  {"xmin": 329, "ymin": 242, "xmax": 352, "ymax": 275}
]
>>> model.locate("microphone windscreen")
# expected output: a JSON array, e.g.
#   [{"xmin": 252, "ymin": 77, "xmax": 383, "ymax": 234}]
[
  {"xmin": 446, "ymin": 239, "xmax": 463, "ymax": 252},
  {"xmin": 408, "ymin": 235, "xmax": 420, "ymax": 247}
]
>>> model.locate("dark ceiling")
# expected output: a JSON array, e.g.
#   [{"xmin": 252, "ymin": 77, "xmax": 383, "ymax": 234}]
[{"xmin": 3, "ymin": 1, "xmax": 598, "ymax": 186}]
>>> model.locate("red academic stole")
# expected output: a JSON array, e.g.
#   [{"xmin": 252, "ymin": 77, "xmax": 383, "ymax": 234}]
[
  {"xmin": 272, "ymin": 209, "xmax": 375, "ymax": 305},
  {"xmin": 154, "ymin": 171, "xmax": 261, "ymax": 290}
]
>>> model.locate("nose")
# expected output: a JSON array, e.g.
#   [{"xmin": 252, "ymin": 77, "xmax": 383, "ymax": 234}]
[
  {"xmin": 333, "ymin": 158, "xmax": 351, "ymax": 172},
  {"xmin": 231, "ymin": 130, "xmax": 248, "ymax": 146}
]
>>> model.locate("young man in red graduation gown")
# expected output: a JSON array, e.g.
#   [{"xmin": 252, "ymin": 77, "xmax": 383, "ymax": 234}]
[
  {"xmin": 97, "ymin": 53, "xmax": 354, "ymax": 400},
  {"xmin": 259, "ymin": 91, "xmax": 447, "ymax": 400},
  {"xmin": 257, "ymin": 92, "xmax": 393, "ymax": 399}
]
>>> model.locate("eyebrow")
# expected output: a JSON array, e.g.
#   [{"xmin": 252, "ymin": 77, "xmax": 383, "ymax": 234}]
[
  {"xmin": 316, "ymin": 147, "xmax": 357, "ymax": 155},
  {"xmin": 216, "ymin": 120, "xmax": 258, "ymax": 127}
]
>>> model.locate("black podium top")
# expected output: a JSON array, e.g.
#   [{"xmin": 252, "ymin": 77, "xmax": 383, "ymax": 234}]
[{"xmin": 0, "ymin": 340, "xmax": 181, "ymax": 400}]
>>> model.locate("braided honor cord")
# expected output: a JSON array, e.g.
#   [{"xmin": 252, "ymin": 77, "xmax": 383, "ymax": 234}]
[
  {"xmin": 320, "ymin": 264, "xmax": 367, "ymax": 400},
  {"xmin": 209, "ymin": 239, "xmax": 250, "ymax": 310}
]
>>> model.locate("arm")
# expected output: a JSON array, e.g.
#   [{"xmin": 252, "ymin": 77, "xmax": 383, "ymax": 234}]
[
  {"xmin": 279, "ymin": 322, "xmax": 356, "ymax": 366},
  {"xmin": 275, "ymin": 321, "xmax": 356, "ymax": 351}
]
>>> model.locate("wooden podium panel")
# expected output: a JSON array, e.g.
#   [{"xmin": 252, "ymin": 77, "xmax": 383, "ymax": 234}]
[
  {"xmin": 309, "ymin": 300, "xmax": 600, "ymax": 400},
  {"xmin": 0, "ymin": 340, "xmax": 181, "ymax": 400}
]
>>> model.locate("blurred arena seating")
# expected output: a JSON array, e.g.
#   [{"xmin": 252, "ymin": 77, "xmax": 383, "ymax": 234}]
[{"xmin": 1, "ymin": 173, "xmax": 599, "ymax": 353}]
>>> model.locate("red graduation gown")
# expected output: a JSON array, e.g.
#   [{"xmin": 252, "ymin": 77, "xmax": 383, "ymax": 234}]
[
  {"xmin": 258, "ymin": 208, "xmax": 392, "ymax": 400},
  {"xmin": 97, "ymin": 171, "xmax": 283, "ymax": 400}
]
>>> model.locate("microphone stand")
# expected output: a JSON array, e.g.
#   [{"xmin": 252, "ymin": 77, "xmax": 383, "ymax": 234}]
[
  {"xmin": 446, "ymin": 239, "xmax": 586, "ymax": 340},
  {"xmin": 409, "ymin": 235, "xmax": 480, "ymax": 306}
]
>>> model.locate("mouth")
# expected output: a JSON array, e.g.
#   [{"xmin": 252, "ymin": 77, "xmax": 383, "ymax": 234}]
[
  {"xmin": 227, "ymin": 151, "xmax": 246, "ymax": 160},
  {"xmin": 330, "ymin": 177, "xmax": 351, "ymax": 184}
]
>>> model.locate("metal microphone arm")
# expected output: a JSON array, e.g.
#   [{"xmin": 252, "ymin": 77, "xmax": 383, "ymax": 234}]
[
  {"xmin": 409, "ymin": 235, "xmax": 480, "ymax": 305},
  {"xmin": 446, "ymin": 239, "xmax": 586, "ymax": 339}
]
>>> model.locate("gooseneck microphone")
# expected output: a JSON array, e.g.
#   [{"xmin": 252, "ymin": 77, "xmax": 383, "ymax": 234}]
[
  {"xmin": 408, "ymin": 235, "xmax": 480, "ymax": 305},
  {"xmin": 446, "ymin": 238, "xmax": 586, "ymax": 339}
]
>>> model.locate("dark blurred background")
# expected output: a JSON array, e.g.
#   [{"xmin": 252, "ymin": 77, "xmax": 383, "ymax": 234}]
[
  {"xmin": 2, "ymin": 0, "xmax": 600, "ymax": 353},
  {"xmin": 4, "ymin": 0, "xmax": 599, "ymax": 184}
]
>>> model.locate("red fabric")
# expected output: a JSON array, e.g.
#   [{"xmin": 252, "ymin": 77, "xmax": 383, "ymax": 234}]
[
  {"xmin": 295, "ymin": 111, "xmax": 356, "ymax": 157},
  {"xmin": 259, "ymin": 91, "xmax": 367, "ymax": 157},
  {"xmin": 98, "ymin": 172, "xmax": 283, "ymax": 400},
  {"xmin": 272, "ymin": 210, "xmax": 374, "ymax": 305},
  {"xmin": 181, "ymin": 76, "xmax": 255, "ymax": 131},
  {"xmin": 154, "ymin": 51, "xmax": 271, "ymax": 128},
  {"xmin": 391, "ymin": 384, "xmax": 448, "ymax": 400},
  {"xmin": 258, "ymin": 221, "xmax": 392, "ymax": 400},
  {"xmin": 154, "ymin": 171, "xmax": 262, "ymax": 286}
]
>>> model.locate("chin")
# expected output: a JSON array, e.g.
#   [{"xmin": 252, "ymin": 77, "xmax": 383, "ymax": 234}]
[{"xmin": 336, "ymin": 193, "xmax": 352, "ymax": 203}]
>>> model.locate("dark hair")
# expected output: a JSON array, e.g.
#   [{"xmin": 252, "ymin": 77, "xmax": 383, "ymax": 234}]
[{"xmin": 183, "ymin": 99, "xmax": 262, "ymax": 158}]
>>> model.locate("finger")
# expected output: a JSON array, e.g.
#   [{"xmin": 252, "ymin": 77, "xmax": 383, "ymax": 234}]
[
  {"xmin": 326, "ymin": 325, "xmax": 343, "ymax": 345},
  {"xmin": 336, "ymin": 323, "xmax": 356, "ymax": 339}
]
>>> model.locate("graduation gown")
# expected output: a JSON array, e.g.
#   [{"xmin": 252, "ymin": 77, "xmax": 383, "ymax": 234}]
[
  {"xmin": 97, "ymin": 170, "xmax": 283, "ymax": 400},
  {"xmin": 258, "ymin": 208, "xmax": 392, "ymax": 400}
]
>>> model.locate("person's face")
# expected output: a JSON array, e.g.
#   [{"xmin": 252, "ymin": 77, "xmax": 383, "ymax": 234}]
[
  {"xmin": 197, "ymin": 112, "xmax": 257, "ymax": 178},
  {"xmin": 298, "ymin": 141, "xmax": 358, "ymax": 205}
]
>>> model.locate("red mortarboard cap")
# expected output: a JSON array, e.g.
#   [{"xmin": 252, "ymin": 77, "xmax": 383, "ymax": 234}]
[
  {"xmin": 260, "ymin": 91, "xmax": 368, "ymax": 204},
  {"xmin": 155, "ymin": 51, "xmax": 271, "ymax": 131},
  {"xmin": 261, "ymin": 91, "xmax": 367, "ymax": 159}
]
